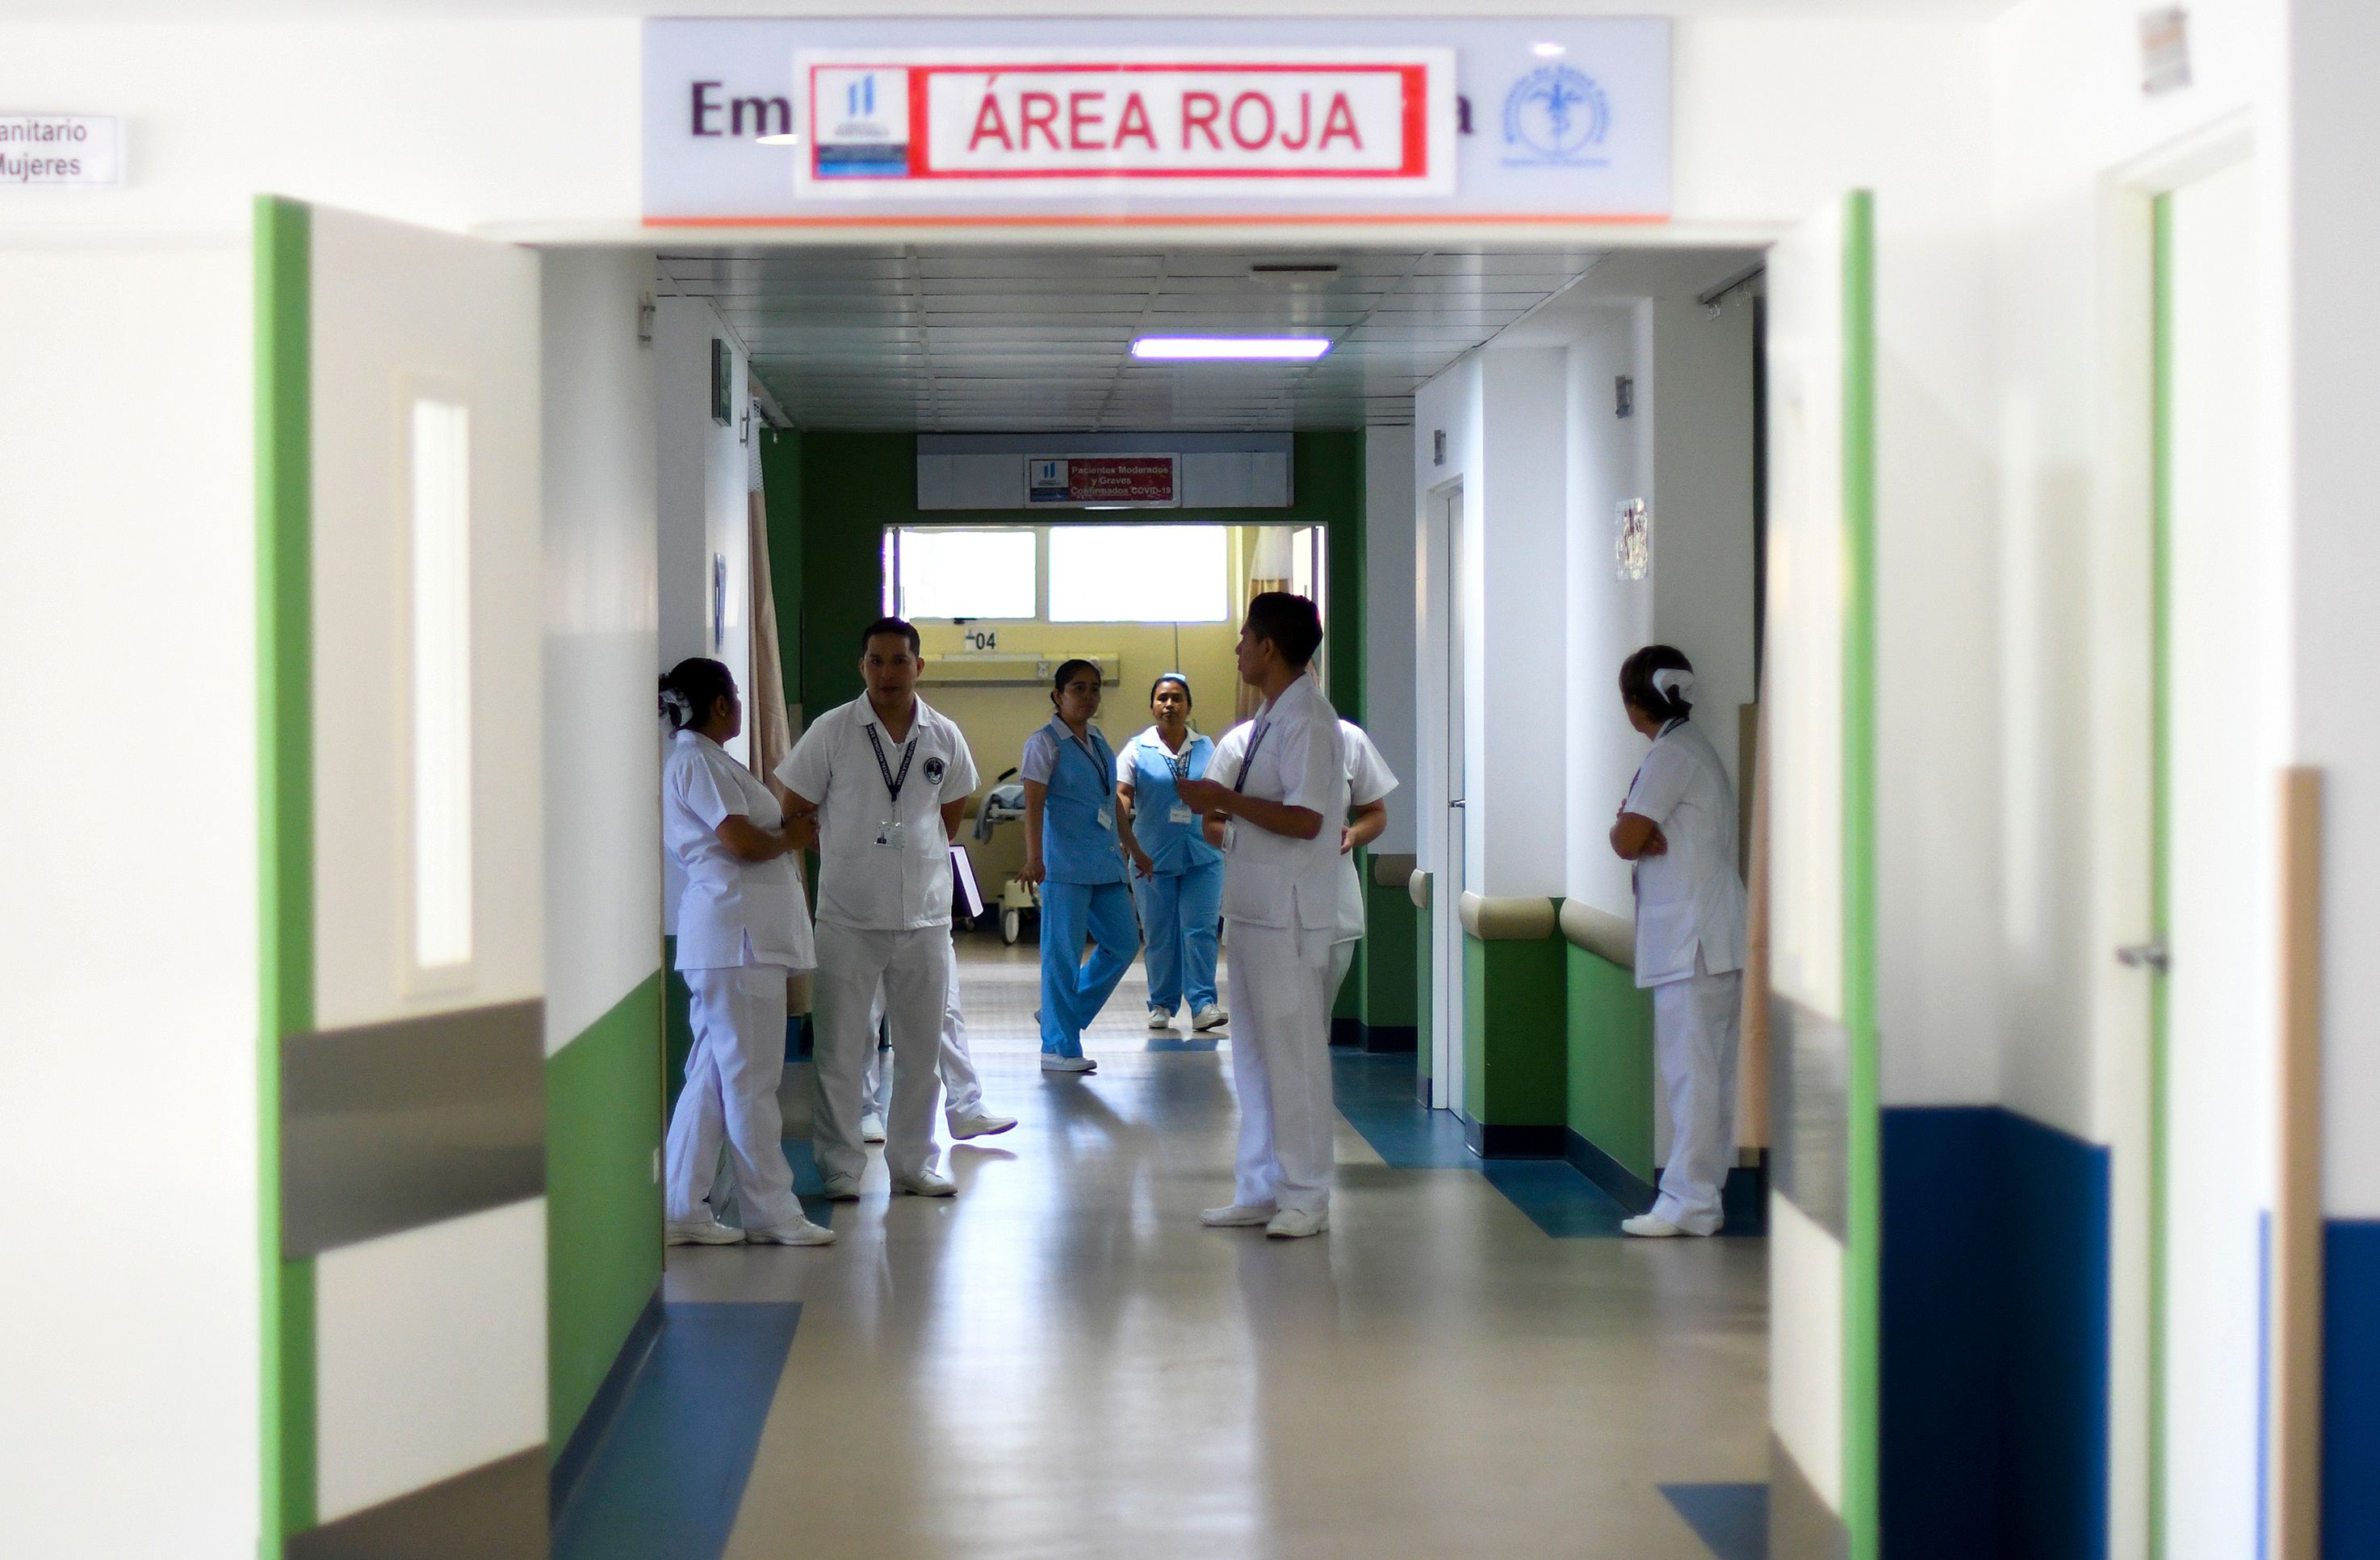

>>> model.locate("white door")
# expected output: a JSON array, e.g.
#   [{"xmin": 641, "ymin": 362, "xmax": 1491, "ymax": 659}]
[
  {"xmin": 1431, "ymin": 482, "xmax": 1467, "ymax": 1113},
  {"xmin": 1763, "ymin": 191, "xmax": 1879, "ymax": 1560},
  {"xmin": 257, "ymin": 198, "xmax": 547, "ymax": 1557},
  {"xmin": 2153, "ymin": 156, "xmax": 2275, "ymax": 1560}
]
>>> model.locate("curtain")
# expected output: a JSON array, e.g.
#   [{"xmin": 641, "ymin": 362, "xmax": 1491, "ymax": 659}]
[{"xmin": 745, "ymin": 421, "xmax": 810, "ymax": 1016}]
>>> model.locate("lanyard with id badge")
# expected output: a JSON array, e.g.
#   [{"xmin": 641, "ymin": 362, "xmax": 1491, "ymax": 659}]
[
  {"xmin": 1068, "ymin": 731, "xmax": 1116, "ymax": 833},
  {"xmin": 1166, "ymin": 744, "xmax": 1197, "ymax": 827},
  {"xmin": 1218, "ymin": 720, "xmax": 1270, "ymax": 851},
  {"xmin": 865, "ymin": 724, "xmax": 916, "ymax": 850}
]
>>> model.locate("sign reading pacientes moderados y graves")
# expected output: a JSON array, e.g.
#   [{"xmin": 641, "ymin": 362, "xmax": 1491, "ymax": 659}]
[
  {"xmin": 1029, "ymin": 457, "xmax": 1179, "ymax": 508},
  {"xmin": 1, "ymin": 116, "xmax": 123, "ymax": 185},
  {"xmin": 643, "ymin": 18, "xmax": 1668, "ymax": 224}
]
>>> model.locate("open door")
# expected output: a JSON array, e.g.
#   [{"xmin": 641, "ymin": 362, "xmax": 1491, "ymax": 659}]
[
  {"xmin": 256, "ymin": 198, "xmax": 547, "ymax": 1557},
  {"xmin": 1762, "ymin": 191, "xmax": 1878, "ymax": 1560}
]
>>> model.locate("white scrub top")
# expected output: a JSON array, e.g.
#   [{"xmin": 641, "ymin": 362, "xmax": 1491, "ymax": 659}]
[
  {"xmin": 1335, "ymin": 719, "xmax": 1399, "ymax": 945},
  {"xmin": 1622, "ymin": 717, "xmax": 1749, "ymax": 988},
  {"xmin": 1207, "ymin": 675, "xmax": 1347, "ymax": 932},
  {"xmin": 664, "ymin": 728, "xmax": 815, "ymax": 973},
  {"xmin": 775, "ymin": 694, "xmax": 978, "ymax": 932}
]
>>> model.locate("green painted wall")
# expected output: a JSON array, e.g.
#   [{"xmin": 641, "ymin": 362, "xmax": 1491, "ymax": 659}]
[
  {"xmin": 1359, "ymin": 870, "xmax": 1417, "ymax": 1031},
  {"xmin": 546, "ymin": 972, "xmax": 665, "ymax": 1453},
  {"xmin": 661, "ymin": 939, "xmax": 695, "ymax": 1116},
  {"xmin": 1564, "ymin": 942, "xmax": 1656, "ymax": 1181},
  {"xmin": 1462, "ymin": 927, "xmax": 1568, "ymax": 1128},
  {"xmin": 796, "ymin": 431, "xmax": 1368, "ymax": 722}
]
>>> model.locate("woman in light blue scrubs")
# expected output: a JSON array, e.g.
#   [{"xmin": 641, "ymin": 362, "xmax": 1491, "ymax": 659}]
[
  {"xmin": 1019, "ymin": 659, "xmax": 1147, "ymax": 1074},
  {"xmin": 1114, "ymin": 673, "xmax": 1226, "ymax": 1034}
]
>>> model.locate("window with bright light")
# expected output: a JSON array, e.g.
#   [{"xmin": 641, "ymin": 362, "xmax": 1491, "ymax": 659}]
[
  {"xmin": 409, "ymin": 398, "xmax": 473, "ymax": 971},
  {"xmin": 1047, "ymin": 525, "xmax": 1229, "ymax": 623},
  {"xmin": 891, "ymin": 527, "xmax": 1038, "ymax": 619}
]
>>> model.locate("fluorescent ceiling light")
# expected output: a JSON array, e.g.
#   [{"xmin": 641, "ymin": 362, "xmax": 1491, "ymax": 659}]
[
  {"xmin": 756, "ymin": 132, "xmax": 802, "ymax": 145},
  {"xmin": 1131, "ymin": 336, "xmax": 1331, "ymax": 362},
  {"xmin": 1531, "ymin": 41, "xmax": 1567, "ymax": 57}
]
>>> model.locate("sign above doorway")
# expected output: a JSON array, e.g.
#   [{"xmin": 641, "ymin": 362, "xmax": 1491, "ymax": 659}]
[{"xmin": 643, "ymin": 18, "xmax": 1669, "ymax": 227}]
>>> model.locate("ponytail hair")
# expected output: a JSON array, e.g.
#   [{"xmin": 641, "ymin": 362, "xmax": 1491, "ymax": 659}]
[
  {"xmin": 660, "ymin": 656, "xmax": 735, "ymax": 732},
  {"xmin": 1618, "ymin": 644, "xmax": 1695, "ymax": 722}
]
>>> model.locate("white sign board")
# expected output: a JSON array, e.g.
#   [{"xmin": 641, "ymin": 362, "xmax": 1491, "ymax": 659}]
[
  {"xmin": 644, "ymin": 18, "xmax": 1667, "ymax": 225},
  {"xmin": 2, "ymin": 115, "xmax": 122, "ymax": 186}
]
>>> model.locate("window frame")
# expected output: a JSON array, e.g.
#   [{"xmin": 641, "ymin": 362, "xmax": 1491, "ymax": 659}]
[{"xmin": 886, "ymin": 524, "xmax": 1044, "ymax": 623}]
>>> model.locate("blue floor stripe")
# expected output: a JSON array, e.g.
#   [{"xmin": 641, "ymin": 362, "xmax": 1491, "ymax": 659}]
[
  {"xmin": 1330, "ymin": 1054, "xmax": 1636, "ymax": 1236},
  {"xmin": 552, "ymin": 1302, "xmax": 801, "ymax": 1560},
  {"xmin": 1661, "ymin": 1482, "xmax": 1769, "ymax": 1560}
]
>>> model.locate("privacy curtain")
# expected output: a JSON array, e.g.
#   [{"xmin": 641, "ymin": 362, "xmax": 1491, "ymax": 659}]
[{"xmin": 744, "ymin": 417, "xmax": 810, "ymax": 1016}]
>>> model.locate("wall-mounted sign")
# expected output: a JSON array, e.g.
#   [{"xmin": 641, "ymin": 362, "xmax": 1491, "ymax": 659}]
[
  {"xmin": 644, "ymin": 18, "xmax": 1668, "ymax": 225},
  {"xmin": 1029, "ymin": 455, "xmax": 1180, "ymax": 507},
  {"xmin": 1, "ymin": 115, "xmax": 121, "ymax": 186},
  {"xmin": 798, "ymin": 49, "xmax": 1452, "ymax": 199}
]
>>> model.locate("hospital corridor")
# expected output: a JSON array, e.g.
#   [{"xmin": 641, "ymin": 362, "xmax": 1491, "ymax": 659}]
[{"xmin": 7, "ymin": 5, "xmax": 2380, "ymax": 1560}]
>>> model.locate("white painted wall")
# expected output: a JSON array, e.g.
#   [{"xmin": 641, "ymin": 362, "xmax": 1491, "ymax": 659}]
[
  {"xmin": 654, "ymin": 296, "xmax": 753, "ymax": 765},
  {"xmin": 0, "ymin": 237, "xmax": 260, "ymax": 1558},
  {"xmin": 542, "ymin": 249, "xmax": 663, "ymax": 1049},
  {"xmin": 1362, "ymin": 426, "xmax": 1418, "ymax": 855},
  {"xmin": 1562, "ymin": 308, "xmax": 1655, "ymax": 918}
]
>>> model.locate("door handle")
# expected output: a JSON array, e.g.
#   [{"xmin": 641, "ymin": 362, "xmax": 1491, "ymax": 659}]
[{"xmin": 2115, "ymin": 938, "xmax": 2170, "ymax": 974}]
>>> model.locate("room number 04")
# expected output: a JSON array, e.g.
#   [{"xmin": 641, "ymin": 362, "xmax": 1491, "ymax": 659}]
[{"xmin": 965, "ymin": 629, "xmax": 999, "ymax": 651}]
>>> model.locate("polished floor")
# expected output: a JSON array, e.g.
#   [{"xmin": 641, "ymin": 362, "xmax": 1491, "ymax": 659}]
[{"xmin": 579, "ymin": 933, "xmax": 1769, "ymax": 1559}]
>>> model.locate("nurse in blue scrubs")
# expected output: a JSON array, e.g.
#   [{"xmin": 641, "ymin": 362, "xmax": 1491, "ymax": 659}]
[
  {"xmin": 1020, "ymin": 659, "xmax": 1148, "ymax": 1074},
  {"xmin": 1114, "ymin": 673, "xmax": 1227, "ymax": 1034}
]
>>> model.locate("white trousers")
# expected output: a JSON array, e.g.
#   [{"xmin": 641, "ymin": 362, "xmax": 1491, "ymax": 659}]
[
  {"xmin": 862, "ymin": 940, "xmax": 985, "ymax": 1121},
  {"xmin": 1328, "ymin": 938, "xmax": 1357, "ymax": 1012},
  {"xmin": 666, "ymin": 962, "xmax": 802, "ymax": 1232},
  {"xmin": 813, "ymin": 921, "xmax": 950, "ymax": 1183},
  {"xmin": 1226, "ymin": 917, "xmax": 1337, "ymax": 1215},
  {"xmin": 1649, "ymin": 953, "xmax": 1744, "ymax": 1235}
]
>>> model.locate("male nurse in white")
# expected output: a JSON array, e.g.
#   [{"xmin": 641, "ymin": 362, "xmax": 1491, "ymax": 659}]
[
  {"xmin": 1174, "ymin": 593, "xmax": 1348, "ymax": 1239},
  {"xmin": 1607, "ymin": 646, "xmax": 1749, "ymax": 1238},
  {"xmin": 777, "ymin": 618, "xmax": 979, "ymax": 1201}
]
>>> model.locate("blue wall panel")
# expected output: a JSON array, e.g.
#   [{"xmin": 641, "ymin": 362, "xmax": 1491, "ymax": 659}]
[
  {"xmin": 1879, "ymin": 1106, "xmax": 2108, "ymax": 1560},
  {"xmin": 2326, "ymin": 1221, "xmax": 2380, "ymax": 1559}
]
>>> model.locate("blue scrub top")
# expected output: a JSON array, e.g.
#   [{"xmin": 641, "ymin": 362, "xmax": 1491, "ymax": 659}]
[
  {"xmin": 1033, "ymin": 717, "xmax": 1129, "ymax": 886},
  {"xmin": 1121, "ymin": 728, "xmax": 1224, "ymax": 878}
]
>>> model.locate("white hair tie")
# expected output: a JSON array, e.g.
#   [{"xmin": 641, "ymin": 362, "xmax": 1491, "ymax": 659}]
[{"xmin": 1652, "ymin": 668, "xmax": 1695, "ymax": 702}]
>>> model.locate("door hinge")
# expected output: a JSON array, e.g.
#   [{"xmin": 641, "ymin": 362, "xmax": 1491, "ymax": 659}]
[{"xmin": 2115, "ymin": 937, "xmax": 2171, "ymax": 974}]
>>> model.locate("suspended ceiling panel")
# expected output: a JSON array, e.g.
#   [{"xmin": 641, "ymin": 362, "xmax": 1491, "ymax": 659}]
[{"xmin": 654, "ymin": 245, "xmax": 1614, "ymax": 432}]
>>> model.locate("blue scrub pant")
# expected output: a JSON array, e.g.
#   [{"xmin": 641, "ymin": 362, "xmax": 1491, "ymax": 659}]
[
  {"xmin": 1133, "ymin": 858, "xmax": 1222, "ymax": 1014},
  {"xmin": 1038, "ymin": 879, "xmax": 1140, "ymax": 1056}
]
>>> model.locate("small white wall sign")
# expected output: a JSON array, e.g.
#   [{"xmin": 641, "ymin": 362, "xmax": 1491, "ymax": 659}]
[{"xmin": 1, "ymin": 115, "xmax": 122, "ymax": 185}]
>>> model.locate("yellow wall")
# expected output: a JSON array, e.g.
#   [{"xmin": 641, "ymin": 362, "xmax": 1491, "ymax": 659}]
[{"xmin": 920, "ymin": 614, "xmax": 1242, "ymax": 890}]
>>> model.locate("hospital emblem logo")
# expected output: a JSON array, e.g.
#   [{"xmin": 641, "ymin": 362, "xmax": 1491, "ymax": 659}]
[
  {"xmin": 1502, "ymin": 65, "xmax": 1609, "ymax": 167},
  {"xmin": 924, "ymin": 756, "xmax": 947, "ymax": 785}
]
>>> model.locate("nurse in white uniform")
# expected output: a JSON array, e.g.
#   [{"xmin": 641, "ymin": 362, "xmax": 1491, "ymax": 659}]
[
  {"xmin": 1209, "ymin": 702, "xmax": 1394, "ymax": 1009},
  {"xmin": 776, "ymin": 618, "xmax": 979, "ymax": 1201},
  {"xmin": 1175, "ymin": 593, "xmax": 1347, "ymax": 1240},
  {"xmin": 1607, "ymin": 646, "xmax": 1749, "ymax": 1239},
  {"xmin": 657, "ymin": 657, "xmax": 836, "ymax": 1248}
]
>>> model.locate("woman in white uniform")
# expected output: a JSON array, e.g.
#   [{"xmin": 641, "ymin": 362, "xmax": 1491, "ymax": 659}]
[
  {"xmin": 1607, "ymin": 646, "xmax": 1749, "ymax": 1239},
  {"xmin": 658, "ymin": 658, "xmax": 836, "ymax": 1248}
]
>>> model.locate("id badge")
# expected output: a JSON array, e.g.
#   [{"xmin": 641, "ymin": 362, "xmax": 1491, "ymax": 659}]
[
  {"xmin": 1220, "ymin": 820, "xmax": 1238, "ymax": 850},
  {"xmin": 1096, "ymin": 805, "xmax": 1115, "ymax": 832},
  {"xmin": 1168, "ymin": 803, "xmax": 1195, "ymax": 826},
  {"xmin": 874, "ymin": 820, "xmax": 907, "ymax": 850}
]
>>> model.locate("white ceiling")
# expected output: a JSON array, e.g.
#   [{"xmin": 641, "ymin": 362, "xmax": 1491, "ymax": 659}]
[{"xmin": 659, "ymin": 244, "xmax": 1625, "ymax": 433}]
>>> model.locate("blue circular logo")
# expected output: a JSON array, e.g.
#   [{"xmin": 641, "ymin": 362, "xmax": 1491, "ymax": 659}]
[
  {"xmin": 1503, "ymin": 65, "xmax": 1609, "ymax": 163},
  {"xmin": 924, "ymin": 756, "xmax": 946, "ymax": 786}
]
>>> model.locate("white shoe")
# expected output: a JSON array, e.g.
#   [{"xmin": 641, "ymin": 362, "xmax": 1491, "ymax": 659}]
[
  {"xmin": 949, "ymin": 1110, "xmax": 1017, "ymax": 1139},
  {"xmin": 819, "ymin": 1174, "xmax": 863, "ymax": 1201},
  {"xmin": 859, "ymin": 1113, "xmax": 886, "ymax": 1143},
  {"xmin": 1621, "ymin": 1214, "xmax": 1686, "ymax": 1238},
  {"xmin": 1200, "ymin": 1202, "xmax": 1277, "ymax": 1227},
  {"xmin": 1041, "ymin": 1054, "xmax": 1096, "ymax": 1073},
  {"xmin": 664, "ymin": 1218, "xmax": 744, "ymax": 1246},
  {"xmin": 1148, "ymin": 1007, "xmax": 1175, "ymax": 1030},
  {"xmin": 1266, "ymin": 1207, "xmax": 1330, "ymax": 1239},
  {"xmin": 1191, "ymin": 1004, "xmax": 1227, "ymax": 1032},
  {"xmin": 894, "ymin": 1168, "xmax": 957, "ymax": 1197},
  {"xmin": 746, "ymin": 1215, "xmax": 836, "ymax": 1247}
]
